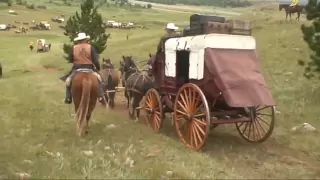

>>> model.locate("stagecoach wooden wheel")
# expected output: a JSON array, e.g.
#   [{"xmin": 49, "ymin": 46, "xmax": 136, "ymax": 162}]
[
  {"xmin": 235, "ymin": 105, "xmax": 275, "ymax": 142},
  {"xmin": 173, "ymin": 83, "xmax": 211, "ymax": 151},
  {"xmin": 144, "ymin": 89, "xmax": 163, "ymax": 132}
]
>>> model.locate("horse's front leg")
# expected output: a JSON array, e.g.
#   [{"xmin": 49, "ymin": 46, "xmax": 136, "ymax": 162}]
[
  {"xmin": 296, "ymin": 12, "xmax": 300, "ymax": 21},
  {"xmin": 286, "ymin": 12, "xmax": 288, "ymax": 21},
  {"xmin": 289, "ymin": 13, "xmax": 292, "ymax": 21},
  {"xmin": 133, "ymin": 94, "xmax": 144, "ymax": 121}
]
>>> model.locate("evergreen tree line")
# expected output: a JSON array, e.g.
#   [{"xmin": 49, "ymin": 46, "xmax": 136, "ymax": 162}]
[{"xmin": 137, "ymin": 0, "xmax": 252, "ymax": 7}]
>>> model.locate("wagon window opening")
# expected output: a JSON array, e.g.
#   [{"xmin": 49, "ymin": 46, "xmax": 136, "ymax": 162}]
[{"xmin": 176, "ymin": 50, "xmax": 190, "ymax": 87}]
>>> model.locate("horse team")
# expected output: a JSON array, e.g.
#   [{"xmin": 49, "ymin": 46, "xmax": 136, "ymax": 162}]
[{"xmin": 71, "ymin": 55, "xmax": 154, "ymax": 136}]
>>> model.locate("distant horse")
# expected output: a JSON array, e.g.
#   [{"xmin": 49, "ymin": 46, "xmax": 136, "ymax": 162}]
[
  {"xmin": 99, "ymin": 58, "xmax": 120, "ymax": 108},
  {"xmin": 119, "ymin": 55, "xmax": 154, "ymax": 120},
  {"xmin": 71, "ymin": 71, "xmax": 100, "ymax": 136},
  {"xmin": 279, "ymin": 4, "xmax": 304, "ymax": 21},
  {"xmin": 0, "ymin": 63, "xmax": 2, "ymax": 78},
  {"xmin": 29, "ymin": 44, "xmax": 34, "ymax": 51}
]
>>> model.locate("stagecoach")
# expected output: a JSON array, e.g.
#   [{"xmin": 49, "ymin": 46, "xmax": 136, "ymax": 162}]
[{"xmin": 142, "ymin": 15, "xmax": 276, "ymax": 150}]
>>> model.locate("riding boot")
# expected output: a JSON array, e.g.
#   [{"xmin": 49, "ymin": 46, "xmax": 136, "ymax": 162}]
[
  {"xmin": 98, "ymin": 80, "xmax": 105, "ymax": 102},
  {"xmin": 65, "ymin": 86, "xmax": 72, "ymax": 104}
]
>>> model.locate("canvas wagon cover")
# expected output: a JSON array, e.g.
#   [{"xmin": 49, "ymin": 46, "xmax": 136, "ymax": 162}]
[{"xmin": 205, "ymin": 48, "xmax": 275, "ymax": 107}]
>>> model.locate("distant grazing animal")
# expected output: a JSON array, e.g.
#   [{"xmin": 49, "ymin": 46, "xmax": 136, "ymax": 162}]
[
  {"xmin": 119, "ymin": 55, "xmax": 154, "ymax": 120},
  {"xmin": 71, "ymin": 71, "xmax": 100, "ymax": 136},
  {"xmin": 0, "ymin": 62, "xmax": 2, "ymax": 78},
  {"xmin": 99, "ymin": 58, "xmax": 120, "ymax": 108},
  {"xmin": 279, "ymin": 4, "xmax": 304, "ymax": 21}
]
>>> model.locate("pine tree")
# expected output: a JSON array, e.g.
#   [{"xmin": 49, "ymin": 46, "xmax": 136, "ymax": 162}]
[
  {"xmin": 300, "ymin": 0, "xmax": 320, "ymax": 79},
  {"xmin": 63, "ymin": 0, "xmax": 110, "ymax": 62}
]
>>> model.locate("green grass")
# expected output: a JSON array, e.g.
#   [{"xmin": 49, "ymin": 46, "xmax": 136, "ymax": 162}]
[{"xmin": 0, "ymin": 1, "xmax": 320, "ymax": 179}]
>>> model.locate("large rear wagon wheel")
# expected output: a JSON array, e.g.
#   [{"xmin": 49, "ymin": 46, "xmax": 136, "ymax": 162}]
[
  {"xmin": 144, "ymin": 89, "xmax": 163, "ymax": 132},
  {"xmin": 236, "ymin": 105, "xmax": 275, "ymax": 142},
  {"xmin": 173, "ymin": 83, "xmax": 211, "ymax": 151}
]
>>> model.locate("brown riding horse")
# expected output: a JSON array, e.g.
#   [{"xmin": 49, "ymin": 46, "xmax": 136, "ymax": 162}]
[
  {"xmin": 71, "ymin": 71, "xmax": 99, "ymax": 136},
  {"xmin": 99, "ymin": 58, "xmax": 120, "ymax": 108},
  {"xmin": 279, "ymin": 4, "xmax": 304, "ymax": 21}
]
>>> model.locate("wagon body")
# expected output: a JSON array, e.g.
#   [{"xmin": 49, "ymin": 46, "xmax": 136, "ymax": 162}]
[
  {"xmin": 153, "ymin": 34, "xmax": 275, "ymax": 107},
  {"xmin": 144, "ymin": 31, "xmax": 276, "ymax": 150}
]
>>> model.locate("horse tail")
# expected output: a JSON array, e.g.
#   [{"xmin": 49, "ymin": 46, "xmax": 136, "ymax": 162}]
[
  {"xmin": 77, "ymin": 77, "xmax": 91, "ymax": 135},
  {"xmin": 106, "ymin": 73, "xmax": 115, "ymax": 90}
]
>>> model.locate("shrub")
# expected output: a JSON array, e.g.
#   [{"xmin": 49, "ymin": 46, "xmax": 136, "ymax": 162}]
[
  {"xmin": 36, "ymin": 5, "xmax": 46, "ymax": 9},
  {"xmin": 26, "ymin": 3, "xmax": 35, "ymax": 9}
]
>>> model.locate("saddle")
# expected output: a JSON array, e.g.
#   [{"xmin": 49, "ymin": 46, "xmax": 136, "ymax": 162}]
[{"xmin": 65, "ymin": 68, "xmax": 102, "ymax": 87}]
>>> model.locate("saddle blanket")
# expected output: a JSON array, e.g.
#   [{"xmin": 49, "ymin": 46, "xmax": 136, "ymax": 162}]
[{"xmin": 66, "ymin": 69, "xmax": 102, "ymax": 87}]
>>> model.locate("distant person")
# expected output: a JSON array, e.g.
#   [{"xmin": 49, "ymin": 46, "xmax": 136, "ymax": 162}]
[
  {"xmin": 290, "ymin": 0, "xmax": 299, "ymax": 7},
  {"xmin": 29, "ymin": 41, "xmax": 34, "ymax": 51},
  {"xmin": 156, "ymin": 23, "xmax": 180, "ymax": 53},
  {"xmin": 60, "ymin": 32, "xmax": 104, "ymax": 104}
]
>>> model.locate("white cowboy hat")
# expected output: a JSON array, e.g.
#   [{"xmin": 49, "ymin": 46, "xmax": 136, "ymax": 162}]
[
  {"xmin": 166, "ymin": 23, "xmax": 179, "ymax": 30},
  {"xmin": 74, "ymin": 32, "xmax": 90, "ymax": 41}
]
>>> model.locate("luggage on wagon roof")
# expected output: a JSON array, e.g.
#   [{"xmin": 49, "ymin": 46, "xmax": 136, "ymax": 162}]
[{"xmin": 188, "ymin": 14, "xmax": 226, "ymax": 36}]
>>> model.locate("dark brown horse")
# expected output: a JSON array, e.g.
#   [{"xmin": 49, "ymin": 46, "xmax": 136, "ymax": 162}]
[
  {"xmin": 99, "ymin": 58, "xmax": 120, "ymax": 108},
  {"xmin": 119, "ymin": 55, "xmax": 154, "ymax": 120},
  {"xmin": 279, "ymin": 4, "xmax": 304, "ymax": 21},
  {"xmin": 71, "ymin": 70, "xmax": 99, "ymax": 136}
]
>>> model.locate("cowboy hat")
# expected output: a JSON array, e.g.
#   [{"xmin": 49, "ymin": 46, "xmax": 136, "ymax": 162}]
[
  {"xmin": 166, "ymin": 23, "xmax": 179, "ymax": 30},
  {"xmin": 74, "ymin": 32, "xmax": 90, "ymax": 41}
]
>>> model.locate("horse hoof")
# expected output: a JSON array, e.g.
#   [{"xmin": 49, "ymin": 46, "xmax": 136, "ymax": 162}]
[{"xmin": 84, "ymin": 130, "xmax": 89, "ymax": 135}]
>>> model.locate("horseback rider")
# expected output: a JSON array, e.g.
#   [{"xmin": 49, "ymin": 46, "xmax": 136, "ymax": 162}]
[
  {"xmin": 156, "ymin": 23, "xmax": 180, "ymax": 53},
  {"xmin": 62, "ymin": 32, "xmax": 104, "ymax": 104},
  {"xmin": 290, "ymin": 0, "xmax": 299, "ymax": 8}
]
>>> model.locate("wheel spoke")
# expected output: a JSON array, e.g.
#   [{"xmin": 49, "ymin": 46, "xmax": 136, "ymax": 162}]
[
  {"xmin": 257, "ymin": 113, "xmax": 272, "ymax": 117},
  {"xmin": 255, "ymin": 116, "xmax": 267, "ymax": 135},
  {"xmin": 154, "ymin": 115, "xmax": 160, "ymax": 130},
  {"xmin": 176, "ymin": 109, "xmax": 188, "ymax": 116},
  {"xmin": 177, "ymin": 101, "xmax": 189, "ymax": 114},
  {"xmin": 183, "ymin": 89, "xmax": 191, "ymax": 110},
  {"xmin": 193, "ymin": 118, "xmax": 207, "ymax": 127},
  {"xmin": 252, "ymin": 119, "xmax": 263, "ymax": 140},
  {"xmin": 257, "ymin": 116, "xmax": 270, "ymax": 126},
  {"xmin": 191, "ymin": 123, "xmax": 200, "ymax": 148},
  {"xmin": 251, "ymin": 120, "xmax": 256, "ymax": 141},
  {"xmin": 256, "ymin": 106, "xmax": 269, "ymax": 112},
  {"xmin": 194, "ymin": 113, "xmax": 205, "ymax": 118},
  {"xmin": 179, "ymin": 93, "xmax": 189, "ymax": 111},
  {"xmin": 192, "ymin": 119, "xmax": 206, "ymax": 136}
]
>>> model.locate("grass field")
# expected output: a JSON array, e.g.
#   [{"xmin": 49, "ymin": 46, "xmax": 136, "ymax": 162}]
[{"xmin": 0, "ymin": 1, "xmax": 320, "ymax": 179}]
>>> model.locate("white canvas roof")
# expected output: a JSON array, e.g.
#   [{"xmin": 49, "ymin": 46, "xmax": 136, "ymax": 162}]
[
  {"xmin": 165, "ymin": 33, "xmax": 256, "ymax": 51},
  {"xmin": 164, "ymin": 33, "xmax": 256, "ymax": 80}
]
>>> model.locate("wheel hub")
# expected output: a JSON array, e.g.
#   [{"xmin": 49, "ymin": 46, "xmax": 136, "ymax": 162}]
[{"xmin": 184, "ymin": 114, "xmax": 193, "ymax": 121}]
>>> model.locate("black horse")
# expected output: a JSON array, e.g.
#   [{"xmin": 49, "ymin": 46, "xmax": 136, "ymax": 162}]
[
  {"xmin": 119, "ymin": 55, "xmax": 154, "ymax": 120},
  {"xmin": 279, "ymin": 4, "xmax": 304, "ymax": 21}
]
